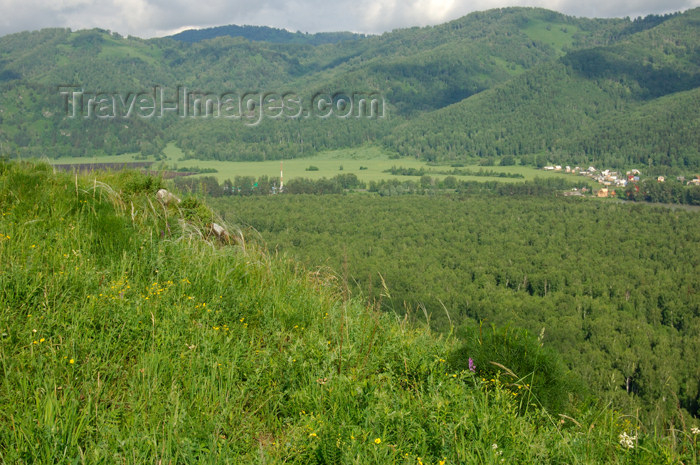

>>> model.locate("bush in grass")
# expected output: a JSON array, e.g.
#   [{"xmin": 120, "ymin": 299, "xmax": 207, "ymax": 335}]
[
  {"xmin": 449, "ymin": 323, "xmax": 582, "ymax": 414},
  {"xmin": 112, "ymin": 170, "xmax": 161, "ymax": 197}
]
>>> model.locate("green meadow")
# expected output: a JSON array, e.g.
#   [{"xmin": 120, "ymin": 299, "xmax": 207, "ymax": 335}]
[
  {"xmin": 520, "ymin": 20, "xmax": 579, "ymax": 55},
  {"xmin": 45, "ymin": 143, "xmax": 590, "ymax": 186}
]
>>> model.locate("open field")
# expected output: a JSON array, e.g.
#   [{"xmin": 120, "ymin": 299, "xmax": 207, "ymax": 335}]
[
  {"xmin": 520, "ymin": 19, "xmax": 579, "ymax": 55},
  {"xmin": 41, "ymin": 144, "xmax": 592, "ymax": 186}
]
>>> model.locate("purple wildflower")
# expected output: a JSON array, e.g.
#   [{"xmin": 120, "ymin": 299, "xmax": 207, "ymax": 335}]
[{"xmin": 468, "ymin": 358, "xmax": 476, "ymax": 372}]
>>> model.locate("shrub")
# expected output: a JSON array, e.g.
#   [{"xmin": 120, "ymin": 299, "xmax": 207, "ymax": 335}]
[{"xmin": 448, "ymin": 323, "xmax": 582, "ymax": 414}]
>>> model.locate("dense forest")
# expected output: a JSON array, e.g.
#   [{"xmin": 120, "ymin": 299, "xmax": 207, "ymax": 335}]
[
  {"xmin": 169, "ymin": 24, "xmax": 364, "ymax": 45},
  {"xmin": 385, "ymin": 10, "xmax": 700, "ymax": 170},
  {"xmin": 1, "ymin": 8, "xmax": 698, "ymax": 172},
  {"xmin": 214, "ymin": 193, "xmax": 700, "ymax": 428}
]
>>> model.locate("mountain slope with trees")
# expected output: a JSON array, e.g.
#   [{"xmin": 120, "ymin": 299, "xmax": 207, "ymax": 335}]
[
  {"xmin": 0, "ymin": 8, "xmax": 697, "ymax": 170},
  {"xmin": 385, "ymin": 8, "xmax": 700, "ymax": 171},
  {"xmin": 169, "ymin": 24, "xmax": 364, "ymax": 45}
]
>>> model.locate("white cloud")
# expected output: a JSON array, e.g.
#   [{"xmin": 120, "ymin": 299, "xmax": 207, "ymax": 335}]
[{"xmin": 0, "ymin": 0, "xmax": 698, "ymax": 38}]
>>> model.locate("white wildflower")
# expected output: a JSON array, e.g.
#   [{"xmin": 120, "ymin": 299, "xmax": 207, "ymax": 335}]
[
  {"xmin": 691, "ymin": 427, "xmax": 700, "ymax": 435},
  {"xmin": 619, "ymin": 431, "xmax": 636, "ymax": 449},
  {"xmin": 491, "ymin": 443, "xmax": 498, "ymax": 450}
]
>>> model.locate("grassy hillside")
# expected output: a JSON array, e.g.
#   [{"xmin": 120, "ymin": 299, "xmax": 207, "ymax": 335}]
[{"xmin": 2, "ymin": 161, "xmax": 699, "ymax": 462}]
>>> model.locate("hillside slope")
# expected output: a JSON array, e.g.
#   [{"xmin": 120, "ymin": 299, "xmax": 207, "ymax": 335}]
[
  {"xmin": 385, "ymin": 8, "xmax": 700, "ymax": 170},
  {"xmin": 1, "ymin": 162, "xmax": 698, "ymax": 462},
  {"xmin": 168, "ymin": 24, "xmax": 364, "ymax": 45},
  {"xmin": 0, "ymin": 8, "xmax": 629, "ymax": 160},
  {"xmin": 0, "ymin": 8, "xmax": 697, "ymax": 170}
]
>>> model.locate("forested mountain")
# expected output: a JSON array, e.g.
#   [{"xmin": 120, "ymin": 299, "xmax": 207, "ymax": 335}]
[
  {"xmin": 169, "ymin": 24, "xmax": 364, "ymax": 45},
  {"xmin": 385, "ymin": 8, "xmax": 700, "ymax": 170},
  {"xmin": 0, "ymin": 7, "xmax": 698, "ymax": 171}
]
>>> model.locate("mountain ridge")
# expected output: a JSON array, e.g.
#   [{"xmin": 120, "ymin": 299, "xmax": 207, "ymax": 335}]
[
  {"xmin": 168, "ymin": 24, "xmax": 365, "ymax": 45},
  {"xmin": 0, "ymin": 7, "xmax": 697, "ymax": 172}
]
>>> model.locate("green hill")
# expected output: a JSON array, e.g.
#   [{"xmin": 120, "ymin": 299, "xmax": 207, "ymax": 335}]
[
  {"xmin": 0, "ymin": 7, "xmax": 697, "ymax": 171},
  {"xmin": 2, "ymin": 161, "xmax": 699, "ymax": 462},
  {"xmin": 168, "ymin": 24, "xmax": 364, "ymax": 45},
  {"xmin": 0, "ymin": 8, "xmax": 628, "ymax": 160},
  {"xmin": 384, "ymin": 8, "xmax": 700, "ymax": 171}
]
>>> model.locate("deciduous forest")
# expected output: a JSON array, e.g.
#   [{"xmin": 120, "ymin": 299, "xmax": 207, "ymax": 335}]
[{"xmin": 216, "ymin": 193, "xmax": 700, "ymax": 428}]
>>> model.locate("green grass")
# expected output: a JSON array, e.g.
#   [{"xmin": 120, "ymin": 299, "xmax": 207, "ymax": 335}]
[
  {"xmin": 520, "ymin": 20, "xmax": 579, "ymax": 54},
  {"xmin": 97, "ymin": 37, "xmax": 162, "ymax": 65},
  {"xmin": 1, "ymin": 161, "xmax": 699, "ymax": 463},
  {"xmin": 492, "ymin": 56, "xmax": 525, "ymax": 76},
  {"xmin": 45, "ymin": 143, "xmax": 591, "ymax": 186},
  {"xmin": 39, "ymin": 152, "xmax": 146, "ymax": 165}
]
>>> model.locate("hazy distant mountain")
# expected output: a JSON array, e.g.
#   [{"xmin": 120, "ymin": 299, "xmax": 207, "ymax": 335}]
[{"xmin": 168, "ymin": 24, "xmax": 364, "ymax": 45}]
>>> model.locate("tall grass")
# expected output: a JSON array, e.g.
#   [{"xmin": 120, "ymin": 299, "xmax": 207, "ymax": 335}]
[{"xmin": 0, "ymin": 161, "xmax": 698, "ymax": 463}]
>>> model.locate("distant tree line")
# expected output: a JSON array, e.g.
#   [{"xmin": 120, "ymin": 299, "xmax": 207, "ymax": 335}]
[
  {"xmin": 173, "ymin": 173, "xmax": 366, "ymax": 197},
  {"xmin": 384, "ymin": 165, "xmax": 524, "ymax": 178},
  {"xmin": 625, "ymin": 179, "xmax": 700, "ymax": 205}
]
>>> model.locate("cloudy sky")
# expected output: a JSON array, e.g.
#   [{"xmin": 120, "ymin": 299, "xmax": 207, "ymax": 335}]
[{"xmin": 1, "ymin": 0, "xmax": 698, "ymax": 38}]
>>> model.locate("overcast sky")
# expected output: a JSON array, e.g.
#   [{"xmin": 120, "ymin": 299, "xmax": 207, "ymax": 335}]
[{"xmin": 1, "ymin": 0, "xmax": 698, "ymax": 39}]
